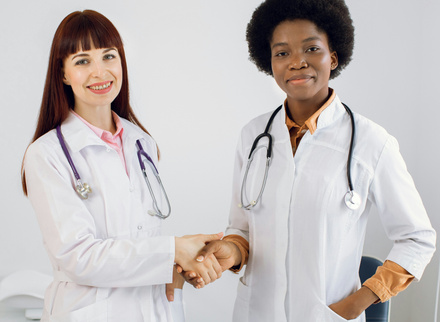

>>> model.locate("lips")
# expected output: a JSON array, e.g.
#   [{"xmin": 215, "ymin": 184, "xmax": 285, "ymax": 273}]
[
  {"xmin": 87, "ymin": 81, "xmax": 112, "ymax": 90},
  {"xmin": 286, "ymin": 74, "xmax": 313, "ymax": 82}
]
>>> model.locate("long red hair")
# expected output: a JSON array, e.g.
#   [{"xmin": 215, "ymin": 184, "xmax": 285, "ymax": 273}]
[{"xmin": 21, "ymin": 10, "xmax": 154, "ymax": 195}]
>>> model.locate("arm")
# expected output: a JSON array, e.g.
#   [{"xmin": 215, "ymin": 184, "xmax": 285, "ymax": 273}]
[
  {"xmin": 369, "ymin": 137, "xmax": 436, "ymax": 280},
  {"xmin": 329, "ymin": 261, "xmax": 414, "ymax": 319},
  {"xmin": 177, "ymin": 238, "xmax": 242, "ymax": 288},
  {"xmin": 329, "ymin": 287, "xmax": 379, "ymax": 320},
  {"xmin": 179, "ymin": 133, "xmax": 252, "ymax": 288},
  {"xmin": 331, "ymin": 136, "xmax": 436, "ymax": 319},
  {"xmin": 25, "ymin": 141, "xmax": 222, "ymax": 288}
]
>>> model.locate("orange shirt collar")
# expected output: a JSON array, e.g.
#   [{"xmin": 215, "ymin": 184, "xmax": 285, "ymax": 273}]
[{"xmin": 285, "ymin": 88, "xmax": 336, "ymax": 135}]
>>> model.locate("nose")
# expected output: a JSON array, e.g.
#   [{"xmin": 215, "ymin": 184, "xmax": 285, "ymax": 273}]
[
  {"xmin": 91, "ymin": 60, "xmax": 106, "ymax": 78},
  {"xmin": 288, "ymin": 54, "xmax": 308, "ymax": 70}
]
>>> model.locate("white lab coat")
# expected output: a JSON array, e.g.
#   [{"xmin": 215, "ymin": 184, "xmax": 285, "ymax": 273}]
[
  {"xmin": 226, "ymin": 95, "xmax": 436, "ymax": 322},
  {"xmin": 25, "ymin": 112, "xmax": 178, "ymax": 322}
]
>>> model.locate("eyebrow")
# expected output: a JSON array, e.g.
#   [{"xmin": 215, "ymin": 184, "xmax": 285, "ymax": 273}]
[
  {"xmin": 271, "ymin": 36, "xmax": 323, "ymax": 49},
  {"xmin": 71, "ymin": 47, "xmax": 117, "ymax": 61}
]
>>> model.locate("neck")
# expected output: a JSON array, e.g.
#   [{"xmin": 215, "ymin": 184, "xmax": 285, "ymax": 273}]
[
  {"xmin": 286, "ymin": 89, "xmax": 331, "ymax": 126},
  {"xmin": 74, "ymin": 105, "xmax": 116, "ymax": 134}
]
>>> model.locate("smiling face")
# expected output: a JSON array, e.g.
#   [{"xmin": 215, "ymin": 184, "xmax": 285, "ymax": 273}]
[
  {"xmin": 62, "ymin": 46, "xmax": 123, "ymax": 113},
  {"xmin": 270, "ymin": 19, "xmax": 338, "ymax": 111}
]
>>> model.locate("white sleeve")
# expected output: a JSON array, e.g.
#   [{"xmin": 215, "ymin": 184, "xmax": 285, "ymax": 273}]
[
  {"xmin": 24, "ymin": 141, "xmax": 174, "ymax": 288},
  {"xmin": 225, "ymin": 131, "xmax": 250, "ymax": 242},
  {"xmin": 369, "ymin": 136, "xmax": 436, "ymax": 280}
]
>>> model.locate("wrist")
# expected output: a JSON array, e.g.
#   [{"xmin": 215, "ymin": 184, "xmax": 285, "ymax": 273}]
[
  {"xmin": 226, "ymin": 241, "xmax": 242, "ymax": 266},
  {"xmin": 174, "ymin": 237, "xmax": 183, "ymax": 264},
  {"xmin": 350, "ymin": 287, "xmax": 379, "ymax": 317}
]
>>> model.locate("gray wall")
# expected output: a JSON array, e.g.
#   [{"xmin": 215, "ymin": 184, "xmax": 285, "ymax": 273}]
[{"xmin": 0, "ymin": 1, "xmax": 438, "ymax": 321}]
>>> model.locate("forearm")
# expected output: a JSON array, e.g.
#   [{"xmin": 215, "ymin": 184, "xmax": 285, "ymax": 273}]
[
  {"xmin": 222, "ymin": 235, "xmax": 248, "ymax": 271},
  {"xmin": 329, "ymin": 286, "xmax": 379, "ymax": 320}
]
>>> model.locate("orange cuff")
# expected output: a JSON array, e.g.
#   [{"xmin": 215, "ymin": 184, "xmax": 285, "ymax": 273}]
[
  {"xmin": 222, "ymin": 235, "xmax": 249, "ymax": 273},
  {"xmin": 362, "ymin": 260, "xmax": 414, "ymax": 303}
]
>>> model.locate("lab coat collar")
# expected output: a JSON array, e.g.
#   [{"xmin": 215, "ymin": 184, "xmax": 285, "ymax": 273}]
[
  {"xmin": 277, "ymin": 94, "xmax": 346, "ymax": 135},
  {"xmin": 60, "ymin": 112, "xmax": 106, "ymax": 153},
  {"xmin": 315, "ymin": 94, "xmax": 346, "ymax": 130},
  {"xmin": 60, "ymin": 111, "xmax": 146, "ymax": 153}
]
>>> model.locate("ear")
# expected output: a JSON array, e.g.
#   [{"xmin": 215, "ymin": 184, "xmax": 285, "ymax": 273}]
[
  {"xmin": 62, "ymin": 72, "xmax": 70, "ymax": 85},
  {"xmin": 330, "ymin": 51, "xmax": 339, "ymax": 70}
]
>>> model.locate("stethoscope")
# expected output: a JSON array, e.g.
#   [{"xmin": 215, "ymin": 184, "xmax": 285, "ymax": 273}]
[
  {"xmin": 56, "ymin": 125, "xmax": 171, "ymax": 219},
  {"xmin": 239, "ymin": 103, "xmax": 362, "ymax": 211}
]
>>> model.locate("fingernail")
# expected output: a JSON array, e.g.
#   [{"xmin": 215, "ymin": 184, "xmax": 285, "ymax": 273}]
[
  {"xmin": 168, "ymin": 295, "xmax": 174, "ymax": 302},
  {"xmin": 196, "ymin": 256, "xmax": 204, "ymax": 262},
  {"xmin": 197, "ymin": 278, "xmax": 203, "ymax": 283},
  {"xmin": 189, "ymin": 272, "xmax": 196, "ymax": 278}
]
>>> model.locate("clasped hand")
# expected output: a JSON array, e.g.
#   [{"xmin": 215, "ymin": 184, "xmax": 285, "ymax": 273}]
[
  {"xmin": 174, "ymin": 233, "xmax": 224, "ymax": 287},
  {"xmin": 175, "ymin": 237, "xmax": 242, "ymax": 289}
]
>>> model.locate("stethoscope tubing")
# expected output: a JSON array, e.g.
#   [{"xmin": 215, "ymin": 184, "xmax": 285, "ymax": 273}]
[
  {"xmin": 240, "ymin": 102, "xmax": 358, "ymax": 210},
  {"xmin": 136, "ymin": 139, "xmax": 171, "ymax": 219},
  {"xmin": 55, "ymin": 125, "xmax": 171, "ymax": 217},
  {"xmin": 56, "ymin": 125, "xmax": 81, "ymax": 182},
  {"xmin": 342, "ymin": 103, "xmax": 355, "ymax": 192}
]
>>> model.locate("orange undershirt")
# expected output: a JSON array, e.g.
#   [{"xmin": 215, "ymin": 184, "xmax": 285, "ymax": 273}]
[{"xmin": 225, "ymin": 90, "xmax": 414, "ymax": 303}]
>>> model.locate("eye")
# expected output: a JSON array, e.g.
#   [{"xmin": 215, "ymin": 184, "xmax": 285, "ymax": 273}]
[
  {"xmin": 306, "ymin": 46, "xmax": 320, "ymax": 53},
  {"xmin": 274, "ymin": 51, "xmax": 288, "ymax": 57},
  {"xmin": 104, "ymin": 53, "xmax": 116, "ymax": 60},
  {"xmin": 75, "ymin": 59, "xmax": 89, "ymax": 66}
]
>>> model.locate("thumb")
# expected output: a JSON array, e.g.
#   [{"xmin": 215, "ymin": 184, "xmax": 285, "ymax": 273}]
[
  {"xmin": 201, "ymin": 232, "xmax": 224, "ymax": 244},
  {"xmin": 165, "ymin": 283, "xmax": 174, "ymax": 302},
  {"xmin": 196, "ymin": 238, "xmax": 222, "ymax": 262}
]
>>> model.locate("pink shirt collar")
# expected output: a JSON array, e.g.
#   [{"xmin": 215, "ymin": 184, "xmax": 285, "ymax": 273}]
[{"xmin": 70, "ymin": 110, "xmax": 124, "ymax": 140}]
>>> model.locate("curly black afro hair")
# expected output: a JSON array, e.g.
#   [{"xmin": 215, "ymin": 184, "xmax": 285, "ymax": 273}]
[{"xmin": 246, "ymin": 0, "xmax": 354, "ymax": 79}]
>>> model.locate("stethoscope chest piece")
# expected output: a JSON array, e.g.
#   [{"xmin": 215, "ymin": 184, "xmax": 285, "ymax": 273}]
[
  {"xmin": 76, "ymin": 181, "xmax": 92, "ymax": 199},
  {"xmin": 344, "ymin": 190, "xmax": 361, "ymax": 210}
]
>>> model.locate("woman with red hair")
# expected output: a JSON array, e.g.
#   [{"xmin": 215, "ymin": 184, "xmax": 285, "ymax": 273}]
[{"xmin": 21, "ymin": 10, "xmax": 220, "ymax": 321}]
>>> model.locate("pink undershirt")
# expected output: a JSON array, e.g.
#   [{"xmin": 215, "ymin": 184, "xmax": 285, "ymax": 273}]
[{"xmin": 71, "ymin": 110, "xmax": 128, "ymax": 174}]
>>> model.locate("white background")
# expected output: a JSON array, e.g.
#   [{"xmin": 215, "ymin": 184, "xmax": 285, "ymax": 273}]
[{"xmin": 0, "ymin": 1, "xmax": 439, "ymax": 321}]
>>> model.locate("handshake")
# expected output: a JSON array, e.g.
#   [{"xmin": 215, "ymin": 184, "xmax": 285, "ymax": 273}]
[{"xmin": 169, "ymin": 232, "xmax": 242, "ymax": 296}]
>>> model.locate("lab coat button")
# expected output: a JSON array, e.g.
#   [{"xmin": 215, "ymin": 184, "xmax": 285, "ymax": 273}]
[
  {"xmin": 106, "ymin": 148, "xmax": 111, "ymax": 152},
  {"xmin": 137, "ymin": 225, "xmax": 142, "ymax": 230}
]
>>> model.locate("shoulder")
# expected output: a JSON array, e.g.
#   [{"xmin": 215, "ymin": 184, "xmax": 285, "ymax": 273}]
[
  {"xmin": 26, "ymin": 129, "xmax": 61, "ymax": 160},
  {"xmin": 24, "ymin": 129, "xmax": 68, "ymax": 176},
  {"xmin": 351, "ymin": 112, "xmax": 401, "ymax": 169},
  {"xmin": 119, "ymin": 117, "xmax": 159, "ymax": 157},
  {"xmin": 353, "ymin": 112, "xmax": 392, "ymax": 146},
  {"xmin": 240, "ymin": 106, "xmax": 282, "ymax": 137},
  {"xmin": 120, "ymin": 118, "xmax": 154, "ymax": 141}
]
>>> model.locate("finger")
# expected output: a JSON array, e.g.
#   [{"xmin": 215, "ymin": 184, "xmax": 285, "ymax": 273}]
[
  {"xmin": 209, "ymin": 254, "xmax": 223, "ymax": 278},
  {"xmin": 200, "ymin": 232, "xmax": 224, "ymax": 244},
  {"xmin": 181, "ymin": 270, "xmax": 197, "ymax": 282},
  {"xmin": 175, "ymin": 264, "xmax": 183, "ymax": 274},
  {"xmin": 200, "ymin": 270, "xmax": 212, "ymax": 285},
  {"xmin": 207, "ymin": 267, "xmax": 218, "ymax": 284},
  {"xmin": 197, "ymin": 241, "xmax": 222, "ymax": 262},
  {"xmin": 189, "ymin": 276, "xmax": 205, "ymax": 289},
  {"xmin": 165, "ymin": 283, "xmax": 174, "ymax": 302}
]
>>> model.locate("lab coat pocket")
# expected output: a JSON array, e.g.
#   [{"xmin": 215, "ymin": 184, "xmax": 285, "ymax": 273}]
[
  {"xmin": 326, "ymin": 306, "xmax": 349, "ymax": 322},
  {"xmin": 312, "ymin": 303, "xmax": 348, "ymax": 322},
  {"xmin": 49, "ymin": 299, "xmax": 108, "ymax": 322},
  {"xmin": 169, "ymin": 289, "xmax": 185, "ymax": 322},
  {"xmin": 232, "ymin": 277, "xmax": 250, "ymax": 321}
]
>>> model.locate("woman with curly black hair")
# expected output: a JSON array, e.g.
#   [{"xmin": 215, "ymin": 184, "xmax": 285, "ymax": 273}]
[{"xmin": 188, "ymin": 0, "xmax": 435, "ymax": 321}]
